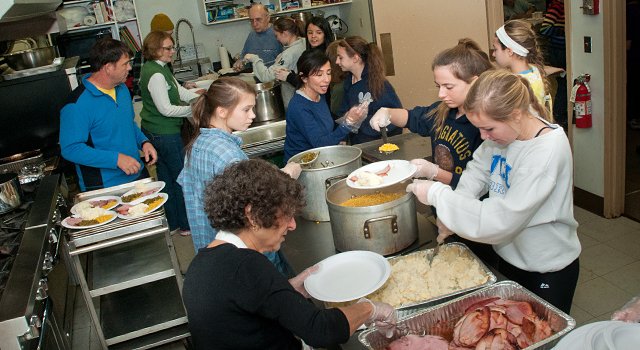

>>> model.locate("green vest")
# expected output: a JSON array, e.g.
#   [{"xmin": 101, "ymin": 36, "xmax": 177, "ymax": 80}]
[{"xmin": 140, "ymin": 61, "xmax": 184, "ymax": 134}]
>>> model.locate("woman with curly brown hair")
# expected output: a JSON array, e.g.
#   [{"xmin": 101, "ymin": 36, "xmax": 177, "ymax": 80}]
[
  {"xmin": 182, "ymin": 159, "xmax": 396, "ymax": 350},
  {"xmin": 335, "ymin": 36, "xmax": 403, "ymax": 144}
]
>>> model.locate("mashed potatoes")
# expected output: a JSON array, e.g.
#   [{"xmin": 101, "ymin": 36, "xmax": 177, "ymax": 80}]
[
  {"xmin": 77, "ymin": 207, "xmax": 107, "ymax": 220},
  {"xmin": 127, "ymin": 203, "xmax": 149, "ymax": 217},
  {"xmin": 366, "ymin": 245, "xmax": 489, "ymax": 308}
]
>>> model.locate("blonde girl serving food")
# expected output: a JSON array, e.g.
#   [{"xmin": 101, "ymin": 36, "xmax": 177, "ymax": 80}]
[
  {"xmin": 492, "ymin": 19, "xmax": 552, "ymax": 111},
  {"xmin": 407, "ymin": 70, "xmax": 581, "ymax": 314}
]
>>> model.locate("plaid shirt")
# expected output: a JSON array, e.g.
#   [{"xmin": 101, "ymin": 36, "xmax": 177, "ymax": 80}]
[{"xmin": 178, "ymin": 128, "xmax": 246, "ymax": 251}]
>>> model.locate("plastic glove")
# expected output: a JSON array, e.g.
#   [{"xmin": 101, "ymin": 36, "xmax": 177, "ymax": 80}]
[
  {"xmin": 357, "ymin": 298, "xmax": 397, "ymax": 338},
  {"xmin": 244, "ymin": 53, "xmax": 260, "ymax": 63},
  {"xmin": 436, "ymin": 218, "xmax": 455, "ymax": 243},
  {"xmin": 281, "ymin": 162, "xmax": 302, "ymax": 179},
  {"xmin": 410, "ymin": 158, "xmax": 439, "ymax": 180},
  {"xmin": 406, "ymin": 179, "xmax": 435, "ymax": 205},
  {"xmin": 369, "ymin": 107, "xmax": 391, "ymax": 132},
  {"xmin": 274, "ymin": 68, "xmax": 290, "ymax": 81},
  {"xmin": 288, "ymin": 265, "xmax": 319, "ymax": 298},
  {"xmin": 612, "ymin": 295, "xmax": 640, "ymax": 322}
]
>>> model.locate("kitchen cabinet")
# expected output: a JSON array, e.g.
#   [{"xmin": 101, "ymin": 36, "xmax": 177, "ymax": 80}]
[
  {"xmin": 56, "ymin": 0, "xmax": 141, "ymax": 49},
  {"xmin": 65, "ymin": 180, "xmax": 188, "ymax": 349},
  {"xmin": 198, "ymin": 0, "xmax": 351, "ymax": 26}
]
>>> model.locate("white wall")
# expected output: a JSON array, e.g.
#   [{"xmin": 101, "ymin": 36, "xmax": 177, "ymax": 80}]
[
  {"xmin": 135, "ymin": 0, "xmax": 344, "ymax": 65},
  {"xmin": 569, "ymin": 1, "xmax": 604, "ymax": 196}
]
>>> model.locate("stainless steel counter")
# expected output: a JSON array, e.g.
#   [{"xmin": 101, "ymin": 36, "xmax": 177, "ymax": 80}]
[
  {"xmin": 281, "ymin": 213, "xmax": 439, "ymax": 350},
  {"xmin": 233, "ymin": 119, "xmax": 286, "ymax": 158}
]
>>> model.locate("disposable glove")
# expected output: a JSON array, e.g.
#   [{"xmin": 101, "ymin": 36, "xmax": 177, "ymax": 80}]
[
  {"xmin": 288, "ymin": 265, "xmax": 319, "ymax": 298},
  {"xmin": 406, "ymin": 179, "xmax": 435, "ymax": 205},
  {"xmin": 612, "ymin": 295, "xmax": 640, "ymax": 323},
  {"xmin": 410, "ymin": 158, "xmax": 439, "ymax": 180},
  {"xmin": 369, "ymin": 108, "xmax": 391, "ymax": 132},
  {"xmin": 281, "ymin": 162, "xmax": 302, "ymax": 179},
  {"xmin": 244, "ymin": 53, "xmax": 260, "ymax": 63},
  {"xmin": 357, "ymin": 298, "xmax": 397, "ymax": 338},
  {"xmin": 436, "ymin": 218, "xmax": 455, "ymax": 244}
]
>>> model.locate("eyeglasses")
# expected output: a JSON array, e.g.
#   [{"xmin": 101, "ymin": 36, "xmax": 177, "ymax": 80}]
[{"xmin": 162, "ymin": 46, "xmax": 177, "ymax": 51}]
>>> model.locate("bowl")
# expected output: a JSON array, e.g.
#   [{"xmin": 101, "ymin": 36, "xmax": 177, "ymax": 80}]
[{"xmin": 3, "ymin": 46, "xmax": 56, "ymax": 71}]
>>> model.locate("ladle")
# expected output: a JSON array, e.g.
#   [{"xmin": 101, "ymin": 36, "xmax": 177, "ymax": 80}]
[{"xmin": 296, "ymin": 151, "xmax": 320, "ymax": 168}]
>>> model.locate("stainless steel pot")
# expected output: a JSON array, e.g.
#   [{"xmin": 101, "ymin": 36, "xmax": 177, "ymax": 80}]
[
  {"xmin": 254, "ymin": 81, "xmax": 285, "ymax": 123},
  {"xmin": 326, "ymin": 180, "xmax": 418, "ymax": 255},
  {"xmin": 289, "ymin": 145, "xmax": 362, "ymax": 221},
  {"xmin": 0, "ymin": 172, "xmax": 24, "ymax": 214},
  {"xmin": 2, "ymin": 46, "xmax": 56, "ymax": 71}
]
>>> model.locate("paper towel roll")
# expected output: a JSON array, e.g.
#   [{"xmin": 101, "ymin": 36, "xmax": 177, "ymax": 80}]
[
  {"xmin": 83, "ymin": 15, "xmax": 97, "ymax": 26},
  {"xmin": 219, "ymin": 46, "xmax": 231, "ymax": 70}
]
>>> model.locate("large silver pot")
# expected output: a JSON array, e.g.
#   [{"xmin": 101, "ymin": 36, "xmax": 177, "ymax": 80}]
[
  {"xmin": 326, "ymin": 179, "xmax": 418, "ymax": 255},
  {"xmin": 2, "ymin": 46, "xmax": 56, "ymax": 71},
  {"xmin": 254, "ymin": 81, "xmax": 284, "ymax": 123},
  {"xmin": 0, "ymin": 172, "xmax": 24, "ymax": 214},
  {"xmin": 289, "ymin": 145, "xmax": 362, "ymax": 221}
]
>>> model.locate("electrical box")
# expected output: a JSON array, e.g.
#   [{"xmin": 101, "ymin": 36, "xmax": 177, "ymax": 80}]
[{"xmin": 581, "ymin": 0, "xmax": 599, "ymax": 15}]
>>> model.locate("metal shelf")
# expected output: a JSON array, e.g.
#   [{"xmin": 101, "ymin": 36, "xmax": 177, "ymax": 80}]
[
  {"xmin": 108, "ymin": 324, "xmax": 190, "ymax": 350},
  {"xmin": 100, "ymin": 278, "xmax": 187, "ymax": 345},
  {"xmin": 89, "ymin": 234, "xmax": 175, "ymax": 297}
]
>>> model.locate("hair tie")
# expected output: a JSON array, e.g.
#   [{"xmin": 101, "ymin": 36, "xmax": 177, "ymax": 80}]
[{"xmin": 496, "ymin": 26, "xmax": 529, "ymax": 57}]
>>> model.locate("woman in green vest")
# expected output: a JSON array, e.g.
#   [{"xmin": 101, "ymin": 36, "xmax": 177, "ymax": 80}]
[{"xmin": 140, "ymin": 31, "xmax": 203, "ymax": 235}]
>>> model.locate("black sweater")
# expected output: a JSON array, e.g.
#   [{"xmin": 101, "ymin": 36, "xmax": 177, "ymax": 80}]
[{"xmin": 182, "ymin": 243, "xmax": 350, "ymax": 349}]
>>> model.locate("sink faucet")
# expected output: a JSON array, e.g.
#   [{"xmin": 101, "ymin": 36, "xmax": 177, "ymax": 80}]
[{"xmin": 175, "ymin": 18, "xmax": 202, "ymax": 77}]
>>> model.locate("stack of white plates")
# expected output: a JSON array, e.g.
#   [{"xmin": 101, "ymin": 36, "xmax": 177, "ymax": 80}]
[{"xmin": 553, "ymin": 320, "xmax": 640, "ymax": 350}]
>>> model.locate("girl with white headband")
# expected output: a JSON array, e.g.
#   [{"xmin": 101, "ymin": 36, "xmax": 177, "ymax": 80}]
[{"xmin": 492, "ymin": 19, "xmax": 552, "ymax": 111}]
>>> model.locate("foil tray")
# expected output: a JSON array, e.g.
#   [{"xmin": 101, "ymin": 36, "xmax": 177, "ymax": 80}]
[
  {"xmin": 359, "ymin": 280, "xmax": 576, "ymax": 350},
  {"xmin": 390, "ymin": 242, "xmax": 497, "ymax": 318}
]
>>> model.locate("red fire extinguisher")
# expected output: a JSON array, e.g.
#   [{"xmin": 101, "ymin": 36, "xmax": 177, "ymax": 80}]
[{"xmin": 570, "ymin": 74, "xmax": 592, "ymax": 128}]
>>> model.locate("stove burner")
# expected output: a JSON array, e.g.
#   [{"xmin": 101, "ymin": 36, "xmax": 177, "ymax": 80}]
[{"xmin": 0, "ymin": 202, "xmax": 30, "ymax": 299}]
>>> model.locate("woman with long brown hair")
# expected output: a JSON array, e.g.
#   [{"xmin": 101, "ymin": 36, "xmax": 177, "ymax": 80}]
[
  {"xmin": 177, "ymin": 77, "xmax": 300, "ymax": 275},
  {"xmin": 335, "ymin": 36, "xmax": 402, "ymax": 144}
]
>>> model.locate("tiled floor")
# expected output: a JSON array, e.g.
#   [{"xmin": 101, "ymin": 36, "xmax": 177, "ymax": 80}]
[{"xmin": 72, "ymin": 206, "xmax": 640, "ymax": 349}]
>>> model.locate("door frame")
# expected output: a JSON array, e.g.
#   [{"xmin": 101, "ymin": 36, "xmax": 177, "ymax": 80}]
[{"xmin": 602, "ymin": 1, "xmax": 626, "ymax": 217}]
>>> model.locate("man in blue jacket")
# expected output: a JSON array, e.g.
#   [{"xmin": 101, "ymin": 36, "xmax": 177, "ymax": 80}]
[{"xmin": 60, "ymin": 38, "xmax": 157, "ymax": 191}]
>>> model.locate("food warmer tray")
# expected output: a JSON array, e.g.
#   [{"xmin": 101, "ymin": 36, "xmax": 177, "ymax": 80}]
[
  {"xmin": 359, "ymin": 280, "xmax": 576, "ymax": 350},
  {"xmin": 355, "ymin": 132, "xmax": 431, "ymax": 163},
  {"xmin": 65, "ymin": 178, "xmax": 168, "ymax": 251},
  {"xmin": 392, "ymin": 242, "xmax": 497, "ymax": 318}
]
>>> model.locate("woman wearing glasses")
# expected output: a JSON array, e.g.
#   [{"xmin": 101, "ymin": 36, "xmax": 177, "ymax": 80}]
[{"xmin": 139, "ymin": 31, "xmax": 204, "ymax": 236}]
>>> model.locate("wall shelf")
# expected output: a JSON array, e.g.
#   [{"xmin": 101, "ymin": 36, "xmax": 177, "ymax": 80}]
[{"xmin": 200, "ymin": 0, "xmax": 351, "ymax": 26}]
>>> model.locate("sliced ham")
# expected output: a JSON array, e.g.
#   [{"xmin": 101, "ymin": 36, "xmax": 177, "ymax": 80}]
[
  {"xmin": 90, "ymin": 199, "xmax": 110, "ymax": 208},
  {"xmin": 474, "ymin": 328, "xmax": 518, "ymax": 350},
  {"xmin": 66, "ymin": 217, "xmax": 83, "ymax": 226},
  {"xmin": 464, "ymin": 297, "xmax": 501, "ymax": 314},
  {"xmin": 385, "ymin": 334, "xmax": 449, "ymax": 350},
  {"xmin": 116, "ymin": 204, "xmax": 132, "ymax": 215},
  {"xmin": 489, "ymin": 300, "xmax": 535, "ymax": 325},
  {"xmin": 375, "ymin": 164, "xmax": 391, "ymax": 176},
  {"xmin": 452, "ymin": 307, "xmax": 490, "ymax": 347}
]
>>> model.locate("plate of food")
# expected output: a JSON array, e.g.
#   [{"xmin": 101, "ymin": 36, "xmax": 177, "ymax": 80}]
[
  {"xmin": 61, "ymin": 209, "xmax": 117, "ymax": 230},
  {"xmin": 116, "ymin": 193, "xmax": 168, "ymax": 219},
  {"xmin": 120, "ymin": 181, "xmax": 165, "ymax": 204},
  {"xmin": 304, "ymin": 250, "xmax": 391, "ymax": 303},
  {"xmin": 346, "ymin": 160, "xmax": 417, "ymax": 190},
  {"xmin": 70, "ymin": 195, "xmax": 120, "ymax": 215}
]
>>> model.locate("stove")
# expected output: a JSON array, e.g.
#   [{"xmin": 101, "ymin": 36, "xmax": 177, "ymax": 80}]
[{"xmin": 0, "ymin": 174, "xmax": 72, "ymax": 350}]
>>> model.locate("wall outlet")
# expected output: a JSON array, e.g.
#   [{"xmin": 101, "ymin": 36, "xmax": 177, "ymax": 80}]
[
  {"xmin": 178, "ymin": 43, "xmax": 206, "ymax": 61},
  {"xmin": 584, "ymin": 36, "xmax": 592, "ymax": 53}
]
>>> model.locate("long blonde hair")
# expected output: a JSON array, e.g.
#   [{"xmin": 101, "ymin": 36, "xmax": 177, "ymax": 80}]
[
  {"xmin": 184, "ymin": 77, "xmax": 255, "ymax": 161},
  {"xmin": 463, "ymin": 70, "xmax": 552, "ymax": 123},
  {"xmin": 429, "ymin": 38, "xmax": 494, "ymax": 133},
  {"xmin": 499, "ymin": 20, "xmax": 550, "ymax": 96}
]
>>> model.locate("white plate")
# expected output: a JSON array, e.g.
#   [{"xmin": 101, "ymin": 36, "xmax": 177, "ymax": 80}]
[
  {"xmin": 61, "ymin": 210, "xmax": 117, "ymax": 230},
  {"xmin": 304, "ymin": 250, "xmax": 391, "ymax": 302},
  {"xmin": 70, "ymin": 195, "xmax": 121, "ymax": 215},
  {"xmin": 346, "ymin": 160, "xmax": 417, "ymax": 190},
  {"xmin": 116, "ymin": 193, "xmax": 168, "ymax": 219},
  {"xmin": 120, "ymin": 181, "xmax": 165, "ymax": 204}
]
